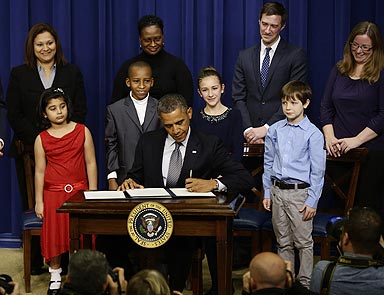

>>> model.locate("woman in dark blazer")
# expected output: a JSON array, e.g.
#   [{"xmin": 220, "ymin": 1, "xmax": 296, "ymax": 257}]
[
  {"xmin": 7, "ymin": 23, "xmax": 86, "ymax": 149},
  {"xmin": 6, "ymin": 22, "xmax": 86, "ymax": 279}
]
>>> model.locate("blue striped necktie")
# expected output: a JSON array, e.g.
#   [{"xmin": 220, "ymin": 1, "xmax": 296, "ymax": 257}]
[{"xmin": 260, "ymin": 47, "xmax": 271, "ymax": 88}]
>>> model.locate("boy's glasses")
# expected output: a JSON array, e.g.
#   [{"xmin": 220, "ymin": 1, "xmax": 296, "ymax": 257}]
[{"xmin": 350, "ymin": 42, "xmax": 372, "ymax": 52}]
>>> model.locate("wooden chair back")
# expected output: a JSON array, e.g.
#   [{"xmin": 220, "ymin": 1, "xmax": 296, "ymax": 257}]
[
  {"xmin": 15, "ymin": 140, "xmax": 35, "ymax": 209},
  {"xmin": 323, "ymin": 147, "xmax": 368, "ymax": 215}
]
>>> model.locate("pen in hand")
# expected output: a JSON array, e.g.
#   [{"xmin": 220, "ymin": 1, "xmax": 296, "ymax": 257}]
[{"xmin": 189, "ymin": 169, "xmax": 193, "ymax": 178}]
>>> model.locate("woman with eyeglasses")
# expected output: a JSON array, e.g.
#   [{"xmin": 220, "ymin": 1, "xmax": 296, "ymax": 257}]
[
  {"xmin": 320, "ymin": 21, "xmax": 384, "ymax": 216},
  {"xmin": 110, "ymin": 15, "xmax": 193, "ymax": 106},
  {"xmin": 5, "ymin": 22, "xmax": 87, "ymax": 277}
]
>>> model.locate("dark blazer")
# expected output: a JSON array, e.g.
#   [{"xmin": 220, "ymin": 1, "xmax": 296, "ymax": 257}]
[
  {"xmin": 232, "ymin": 38, "xmax": 307, "ymax": 129},
  {"xmin": 6, "ymin": 63, "xmax": 87, "ymax": 150},
  {"xmin": 105, "ymin": 95, "xmax": 160, "ymax": 184},
  {"xmin": 127, "ymin": 128, "xmax": 254, "ymax": 195}
]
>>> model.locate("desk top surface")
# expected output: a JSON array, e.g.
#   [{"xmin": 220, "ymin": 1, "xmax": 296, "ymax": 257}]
[{"xmin": 58, "ymin": 191, "xmax": 235, "ymax": 217}]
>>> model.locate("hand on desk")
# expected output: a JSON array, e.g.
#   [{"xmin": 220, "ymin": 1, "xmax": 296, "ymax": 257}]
[
  {"xmin": 118, "ymin": 178, "xmax": 144, "ymax": 191},
  {"xmin": 185, "ymin": 178, "xmax": 216, "ymax": 192}
]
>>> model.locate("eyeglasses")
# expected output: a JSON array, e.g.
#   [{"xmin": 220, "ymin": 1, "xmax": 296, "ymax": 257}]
[{"xmin": 350, "ymin": 42, "xmax": 373, "ymax": 52}]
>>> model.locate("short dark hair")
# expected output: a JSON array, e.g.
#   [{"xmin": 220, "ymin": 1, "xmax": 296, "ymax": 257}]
[
  {"xmin": 24, "ymin": 22, "xmax": 67, "ymax": 68},
  {"xmin": 126, "ymin": 269, "xmax": 170, "ymax": 295},
  {"xmin": 343, "ymin": 207, "xmax": 383, "ymax": 255},
  {"xmin": 37, "ymin": 87, "xmax": 73, "ymax": 129},
  {"xmin": 127, "ymin": 60, "xmax": 152, "ymax": 78},
  {"xmin": 67, "ymin": 250, "xmax": 109, "ymax": 295},
  {"xmin": 137, "ymin": 15, "xmax": 164, "ymax": 35},
  {"xmin": 157, "ymin": 93, "xmax": 188, "ymax": 115},
  {"xmin": 281, "ymin": 80, "xmax": 312, "ymax": 105},
  {"xmin": 259, "ymin": 2, "xmax": 288, "ymax": 26}
]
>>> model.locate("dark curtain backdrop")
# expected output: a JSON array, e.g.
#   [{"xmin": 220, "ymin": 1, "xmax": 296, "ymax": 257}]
[{"xmin": 0, "ymin": 0, "xmax": 383, "ymax": 246}]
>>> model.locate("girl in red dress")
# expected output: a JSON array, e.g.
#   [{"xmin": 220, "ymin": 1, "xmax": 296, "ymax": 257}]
[{"xmin": 34, "ymin": 87, "xmax": 97, "ymax": 294}]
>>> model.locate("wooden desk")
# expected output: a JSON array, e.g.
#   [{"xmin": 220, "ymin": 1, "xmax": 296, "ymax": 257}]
[{"xmin": 58, "ymin": 191, "xmax": 235, "ymax": 295}]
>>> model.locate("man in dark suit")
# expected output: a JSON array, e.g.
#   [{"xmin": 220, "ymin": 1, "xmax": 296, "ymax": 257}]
[
  {"xmin": 119, "ymin": 93, "xmax": 254, "ymax": 292},
  {"xmin": 232, "ymin": 2, "xmax": 307, "ymax": 144}
]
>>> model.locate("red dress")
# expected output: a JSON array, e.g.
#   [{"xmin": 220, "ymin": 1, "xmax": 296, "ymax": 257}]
[{"xmin": 40, "ymin": 123, "xmax": 88, "ymax": 261}]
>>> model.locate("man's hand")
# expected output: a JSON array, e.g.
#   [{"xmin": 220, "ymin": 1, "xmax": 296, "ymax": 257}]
[
  {"xmin": 108, "ymin": 178, "xmax": 118, "ymax": 190},
  {"xmin": 245, "ymin": 126, "xmax": 267, "ymax": 144},
  {"xmin": 185, "ymin": 178, "xmax": 216, "ymax": 192},
  {"xmin": 263, "ymin": 198, "xmax": 271, "ymax": 211},
  {"xmin": 118, "ymin": 178, "xmax": 144, "ymax": 190},
  {"xmin": 106, "ymin": 267, "xmax": 127, "ymax": 295},
  {"xmin": 299, "ymin": 205, "xmax": 316, "ymax": 221}
]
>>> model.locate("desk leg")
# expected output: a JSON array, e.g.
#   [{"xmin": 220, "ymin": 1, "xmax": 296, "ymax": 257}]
[
  {"xmin": 217, "ymin": 217, "xmax": 233, "ymax": 295},
  {"xmin": 69, "ymin": 215, "xmax": 80, "ymax": 253}
]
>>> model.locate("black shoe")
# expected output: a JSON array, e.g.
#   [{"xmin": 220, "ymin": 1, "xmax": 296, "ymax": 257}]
[{"xmin": 47, "ymin": 281, "xmax": 61, "ymax": 295}]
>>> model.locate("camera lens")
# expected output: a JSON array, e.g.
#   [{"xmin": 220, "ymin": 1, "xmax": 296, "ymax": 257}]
[{"xmin": 326, "ymin": 216, "xmax": 344, "ymax": 240}]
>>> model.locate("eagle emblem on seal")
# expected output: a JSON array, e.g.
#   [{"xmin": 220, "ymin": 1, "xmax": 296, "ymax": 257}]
[{"xmin": 140, "ymin": 213, "xmax": 162, "ymax": 237}]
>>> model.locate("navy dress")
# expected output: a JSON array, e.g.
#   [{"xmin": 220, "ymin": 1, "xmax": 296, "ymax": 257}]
[
  {"xmin": 191, "ymin": 106, "xmax": 245, "ymax": 294},
  {"xmin": 192, "ymin": 107, "xmax": 244, "ymax": 162}
]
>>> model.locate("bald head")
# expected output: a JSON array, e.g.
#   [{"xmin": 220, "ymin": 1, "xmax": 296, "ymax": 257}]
[{"xmin": 249, "ymin": 252, "xmax": 286, "ymax": 290}]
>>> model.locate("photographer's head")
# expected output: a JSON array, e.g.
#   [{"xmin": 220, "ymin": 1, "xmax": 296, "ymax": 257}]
[
  {"xmin": 249, "ymin": 252, "xmax": 287, "ymax": 290},
  {"xmin": 126, "ymin": 269, "xmax": 170, "ymax": 295},
  {"xmin": 341, "ymin": 207, "xmax": 383, "ymax": 255},
  {"xmin": 66, "ymin": 249, "xmax": 109, "ymax": 295}
]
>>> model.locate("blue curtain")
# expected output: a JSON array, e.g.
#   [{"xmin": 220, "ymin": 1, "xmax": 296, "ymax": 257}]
[{"xmin": 0, "ymin": 0, "xmax": 383, "ymax": 246}]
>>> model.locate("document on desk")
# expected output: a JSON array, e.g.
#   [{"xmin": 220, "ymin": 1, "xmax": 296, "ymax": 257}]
[
  {"xmin": 125, "ymin": 188, "xmax": 172, "ymax": 199},
  {"xmin": 84, "ymin": 190, "xmax": 127, "ymax": 200},
  {"xmin": 169, "ymin": 188, "xmax": 216, "ymax": 198}
]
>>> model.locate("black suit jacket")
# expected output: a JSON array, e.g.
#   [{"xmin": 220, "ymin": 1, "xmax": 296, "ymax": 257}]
[
  {"xmin": 6, "ymin": 63, "xmax": 87, "ymax": 152},
  {"xmin": 127, "ymin": 128, "xmax": 254, "ymax": 195},
  {"xmin": 232, "ymin": 38, "xmax": 307, "ymax": 129}
]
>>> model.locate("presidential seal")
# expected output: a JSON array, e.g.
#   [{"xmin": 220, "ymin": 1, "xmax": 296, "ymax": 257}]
[{"xmin": 127, "ymin": 201, "xmax": 173, "ymax": 248}]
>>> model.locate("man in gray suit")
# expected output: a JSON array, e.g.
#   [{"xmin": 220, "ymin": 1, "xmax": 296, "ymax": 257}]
[
  {"xmin": 105, "ymin": 61, "xmax": 160, "ymax": 188},
  {"xmin": 232, "ymin": 2, "xmax": 307, "ymax": 144}
]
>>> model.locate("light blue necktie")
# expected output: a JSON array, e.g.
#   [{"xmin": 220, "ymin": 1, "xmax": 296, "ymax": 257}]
[{"xmin": 260, "ymin": 47, "xmax": 271, "ymax": 88}]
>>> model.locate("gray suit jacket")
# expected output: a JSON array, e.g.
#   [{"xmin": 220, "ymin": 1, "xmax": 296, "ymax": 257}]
[
  {"xmin": 105, "ymin": 95, "xmax": 160, "ymax": 184},
  {"xmin": 232, "ymin": 38, "xmax": 307, "ymax": 129}
]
